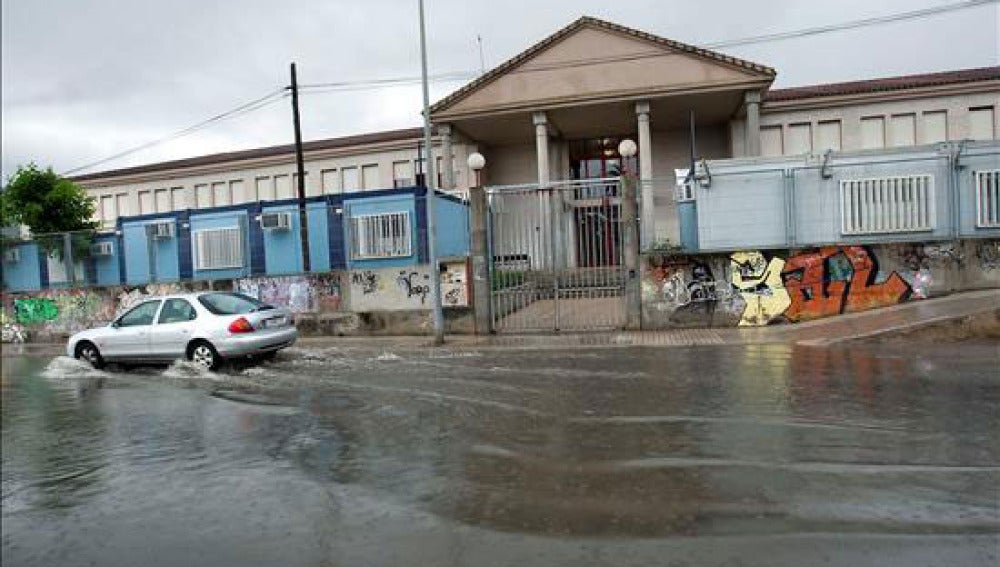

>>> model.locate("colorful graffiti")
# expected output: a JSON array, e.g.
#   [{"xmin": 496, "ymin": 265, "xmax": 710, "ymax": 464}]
[
  {"xmin": 781, "ymin": 246, "xmax": 910, "ymax": 323},
  {"xmin": 235, "ymin": 274, "xmax": 342, "ymax": 314},
  {"xmin": 13, "ymin": 298, "xmax": 59, "ymax": 324},
  {"xmin": 642, "ymin": 245, "xmax": 927, "ymax": 328},
  {"xmin": 729, "ymin": 251, "xmax": 790, "ymax": 326}
]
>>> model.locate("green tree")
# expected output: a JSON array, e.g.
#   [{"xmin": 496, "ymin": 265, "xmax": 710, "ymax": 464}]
[{"xmin": 0, "ymin": 163, "xmax": 98, "ymax": 234}]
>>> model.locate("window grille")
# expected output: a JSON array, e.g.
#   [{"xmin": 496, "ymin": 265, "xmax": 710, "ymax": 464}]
[
  {"xmin": 350, "ymin": 212, "xmax": 411, "ymax": 259},
  {"xmin": 194, "ymin": 227, "xmax": 244, "ymax": 270},
  {"xmin": 840, "ymin": 175, "xmax": 934, "ymax": 235},
  {"xmin": 975, "ymin": 169, "xmax": 1000, "ymax": 228}
]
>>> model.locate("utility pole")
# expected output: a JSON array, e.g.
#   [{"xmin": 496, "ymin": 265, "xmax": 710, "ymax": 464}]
[
  {"xmin": 289, "ymin": 62, "xmax": 311, "ymax": 273},
  {"xmin": 419, "ymin": 0, "xmax": 445, "ymax": 345}
]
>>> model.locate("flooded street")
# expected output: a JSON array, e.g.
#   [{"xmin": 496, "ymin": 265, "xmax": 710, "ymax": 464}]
[{"xmin": 2, "ymin": 341, "xmax": 998, "ymax": 566}]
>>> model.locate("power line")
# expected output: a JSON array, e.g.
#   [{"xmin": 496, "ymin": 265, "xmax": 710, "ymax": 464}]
[
  {"xmin": 62, "ymin": 88, "xmax": 288, "ymax": 175},
  {"xmin": 704, "ymin": 0, "xmax": 997, "ymax": 49},
  {"xmin": 61, "ymin": 0, "xmax": 994, "ymax": 175}
]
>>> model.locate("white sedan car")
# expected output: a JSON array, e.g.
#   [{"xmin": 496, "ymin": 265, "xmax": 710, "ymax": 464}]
[{"xmin": 67, "ymin": 292, "xmax": 297, "ymax": 370}]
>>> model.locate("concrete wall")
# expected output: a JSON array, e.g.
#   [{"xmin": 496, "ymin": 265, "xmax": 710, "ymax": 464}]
[
  {"xmin": 2, "ymin": 261, "xmax": 472, "ymax": 343},
  {"xmin": 641, "ymin": 239, "xmax": 1000, "ymax": 329},
  {"xmin": 732, "ymin": 90, "xmax": 999, "ymax": 157}
]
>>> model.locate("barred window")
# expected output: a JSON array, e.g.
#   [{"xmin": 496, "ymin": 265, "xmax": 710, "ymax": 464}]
[
  {"xmin": 194, "ymin": 227, "xmax": 244, "ymax": 270},
  {"xmin": 350, "ymin": 212, "xmax": 411, "ymax": 259},
  {"xmin": 840, "ymin": 175, "xmax": 934, "ymax": 235}
]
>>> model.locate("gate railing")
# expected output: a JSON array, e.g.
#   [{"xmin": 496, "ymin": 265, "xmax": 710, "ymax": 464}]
[{"xmin": 486, "ymin": 179, "xmax": 629, "ymax": 332}]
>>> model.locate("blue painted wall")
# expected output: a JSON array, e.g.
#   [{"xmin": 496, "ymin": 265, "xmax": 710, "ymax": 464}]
[
  {"xmin": 122, "ymin": 218, "xmax": 180, "ymax": 284},
  {"xmin": 261, "ymin": 203, "xmax": 303, "ymax": 275},
  {"xmin": 434, "ymin": 195, "xmax": 470, "ymax": 258},
  {"xmin": 92, "ymin": 234, "xmax": 121, "ymax": 287},
  {"xmin": 189, "ymin": 209, "xmax": 250, "ymax": 280},
  {"xmin": 307, "ymin": 202, "xmax": 330, "ymax": 272},
  {"xmin": 2, "ymin": 242, "xmax": 42, "ymax": 292},
  {"xmin": 678, "ymin": 202, "xmax": 699, "ymax": 251},
  {"xmin": 344, "ymin": 193, "xmax": 418, "ymax": 270}
]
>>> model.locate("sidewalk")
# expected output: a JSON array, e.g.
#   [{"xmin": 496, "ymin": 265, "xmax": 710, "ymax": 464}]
[
  {"xmin": 5, "ymin": 290, "xmax": 997, "ymax": 357},
  {"xmin": 296, "ymin": 288, "xmax": 999, "ymax": 350}
]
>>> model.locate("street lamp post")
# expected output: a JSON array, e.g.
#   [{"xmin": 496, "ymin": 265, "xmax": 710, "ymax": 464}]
[
  {"xmin": 617, "ymin": 139, "xmax": 641, "ymax": 330},
  {"xmin": 467, "ymin": 152, "xmax": 490, "ymax": 335}
]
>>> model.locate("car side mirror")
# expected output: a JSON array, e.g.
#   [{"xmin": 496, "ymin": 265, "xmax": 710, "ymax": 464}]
[{"xmin": 110, "ymin": 320, "xmax": 120, "ymax": 329}]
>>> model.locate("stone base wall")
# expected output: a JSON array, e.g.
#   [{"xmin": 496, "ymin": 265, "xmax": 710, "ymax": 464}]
[
  {"xmin": 1, "ymin": 262, "xmax": 473, "ymax": 343},
  {"xmin": 640, "ymin": 239, "xmax": 1000, "ymax": 329}
]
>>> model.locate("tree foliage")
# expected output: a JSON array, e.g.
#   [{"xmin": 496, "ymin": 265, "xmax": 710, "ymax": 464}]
[{"xmin": 0, "ymin": 163, "xmax": 98, "ymax": 234}]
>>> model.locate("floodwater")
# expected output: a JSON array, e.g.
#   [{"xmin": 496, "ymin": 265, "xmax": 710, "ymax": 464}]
[{"xmin": 2, "ymin": 341, "xmax": 998, "ymax": 566}]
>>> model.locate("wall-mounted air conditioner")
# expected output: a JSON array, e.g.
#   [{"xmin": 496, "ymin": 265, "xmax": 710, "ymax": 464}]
[
  {"xmin": 3, "ymin": 248, "xmax": 20, "ymax": 263},
  {"xmin": 91, "ymin": 241, "xmax": 114, "ymax": 256},
  {"xmin": 261, "ymin": 212, "xmax": 292, "ymax": 230},
  {"xmin": 150, "ymin": 222, "xmax": 175, "ymax": 240}
]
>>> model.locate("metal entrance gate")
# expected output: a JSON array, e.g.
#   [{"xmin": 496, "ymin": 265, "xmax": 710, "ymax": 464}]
[{"xmin": 487, "ymin": 179, "xmax": 628, "ymax": 333}]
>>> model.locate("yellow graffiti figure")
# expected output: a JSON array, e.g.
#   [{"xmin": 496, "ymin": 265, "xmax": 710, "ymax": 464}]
[{"xmin": 729, "ymin": 252, "xmax": 791, "ymax": 326}]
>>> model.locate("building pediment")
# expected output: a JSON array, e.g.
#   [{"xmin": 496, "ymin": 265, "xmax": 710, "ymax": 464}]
[{"xmin": 431, "ymin": 16, "xmax": 775, "ymax": 121}]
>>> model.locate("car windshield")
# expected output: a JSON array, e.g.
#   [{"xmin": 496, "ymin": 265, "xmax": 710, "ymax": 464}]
[{"xmin": 197, "ymin": 293, "xmax": 273, "ymax": 315}]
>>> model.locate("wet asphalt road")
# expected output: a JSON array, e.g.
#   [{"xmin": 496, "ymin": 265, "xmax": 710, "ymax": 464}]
[{"xmin": 2, "ymin": 341, "xmax": 998, "ymax": 567}]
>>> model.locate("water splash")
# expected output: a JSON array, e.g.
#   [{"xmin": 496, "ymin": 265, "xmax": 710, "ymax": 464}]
[{"xmin": 40, "ymin": 356, "xmax": 110, "ymax": 380}]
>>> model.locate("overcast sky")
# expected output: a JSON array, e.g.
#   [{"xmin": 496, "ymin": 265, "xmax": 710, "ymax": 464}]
[{"xmin": 2, "ymin": 0, "xmax": 998, "ymax": 179}]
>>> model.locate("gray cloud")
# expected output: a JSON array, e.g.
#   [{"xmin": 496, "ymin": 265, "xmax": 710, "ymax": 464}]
[{"xmin": 2, "ymin": 0, "xmax": 997, "ymax": 178}]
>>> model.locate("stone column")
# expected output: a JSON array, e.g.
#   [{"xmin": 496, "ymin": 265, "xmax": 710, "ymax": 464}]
[
  {"xmin": 532, "ymin": 112, "xmax": 550, "ymax": 186},
  {"xmin": 636, "ymin": 101, "xmax": 654, "ymax": 247},
  {"xmin": 468, "ymin": 184, "xmax": 491, "ymax": 334},
  {"xmin": 744, "ymin": 90, "xmax": 762, "ymax": 157},
  {"xmin": 439, "ymin": 123, "xmax": 454, "ymax": 190},
  {"xmin": 621, "ymin": 176, "xmax": 641, "ymax": 330}
]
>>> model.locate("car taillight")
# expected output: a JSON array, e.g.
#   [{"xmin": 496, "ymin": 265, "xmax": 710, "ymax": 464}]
[{"xmin": 228, "ymin": 317, "xmax": 255, "ymax": 334}]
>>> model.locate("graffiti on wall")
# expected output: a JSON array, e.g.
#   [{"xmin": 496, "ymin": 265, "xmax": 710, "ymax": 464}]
[
  {"xmin": 396, "ymin": 271, "xmax": 431, "ymax": 304},
  {"xmin": 351, "ymin": 271, "xmax": 380, "ymax": 295},
  {"xmin": 643, "ymin": 245, "xmax": 921, "ymax": 327},
  {"xmin": 348, "ymin": 262, "xmax": 470, "ymax": 312},
  {"xmin": 13, "ymin": 298, "xmax": 59, "ymax": 324},
  {"xmin": 235, "ymin": 274, "xmax": 342, "ymax": 314},
  {"xmin": 977, "ymin": 240, "xmax": 1000, "ymax": 272},
  {"xmin": 781, "ymin": 246, "xmax": 910, "ymax": 323},
  {"xmin": 729, "ymin": 251, "xmax": 791, "ymax": 326},
  {"xmin": 441, "ymin": 262, "xmax": 469, "ymax": 307}
]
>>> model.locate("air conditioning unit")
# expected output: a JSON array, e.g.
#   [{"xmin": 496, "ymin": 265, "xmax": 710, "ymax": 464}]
[
  {"xmin": 261, "ymin": 212, "xmax": 292, "ymax": 230},
  {"xmin": 150, "ymin": 222, "xmax": 175, "ymax": 240},
  {"xmin": 2, "ymin": 248, "xmax": 20, "ymax": 263},
  {"xmin": 91, "ymin": 241, "xmax": 114, "ymax": 256}
]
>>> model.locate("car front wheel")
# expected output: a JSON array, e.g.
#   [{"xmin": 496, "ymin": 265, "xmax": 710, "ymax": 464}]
[
  {"xmin": 188, "ymin": 341, "xmax": 221, "ymax": 371},
  {"xmin": 75, "ymin": 341, "xmax": 105, "ymax": 370}
]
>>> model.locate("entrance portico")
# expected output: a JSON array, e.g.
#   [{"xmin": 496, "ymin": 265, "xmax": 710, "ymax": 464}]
[{"xmin": 431, "ymin": 16, "xmax": 775, "ymax": 250}]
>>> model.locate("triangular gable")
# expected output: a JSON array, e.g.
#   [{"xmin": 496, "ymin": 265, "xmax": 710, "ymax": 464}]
[{"xmin": 431, "ymin": 16, "xmax": 775, "ymax": 120}]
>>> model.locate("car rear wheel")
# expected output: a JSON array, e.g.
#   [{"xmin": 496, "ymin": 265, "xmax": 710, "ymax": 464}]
[
  {"xmin": 75, "ymin": 341, "xmax": 105, "ymax": 370},
  {"xmin": 188, "ymin": 341, "xmax": 221, "ymax": 371}
]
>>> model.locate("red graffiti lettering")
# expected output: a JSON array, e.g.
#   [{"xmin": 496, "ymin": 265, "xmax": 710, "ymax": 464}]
[{"xmin": 781, "ymin": 246, "xmax": 909, "ymax": 323}]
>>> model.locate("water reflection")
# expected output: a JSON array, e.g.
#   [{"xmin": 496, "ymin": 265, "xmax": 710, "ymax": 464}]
[{"xmin": 2, "ymin": 342, "xmax": 998, "ymax": 567}]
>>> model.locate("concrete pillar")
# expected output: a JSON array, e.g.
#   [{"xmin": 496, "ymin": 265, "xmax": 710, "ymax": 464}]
[
  {"xmin": 62, "ymin": 232, "xmax": 75, "ymax": 284},
  {"xmin": 468, "ymin": 184, "xmax": 491, "ymax": 334},
  {"xmin": 744, "ymin": 90, "xmax": 762, "ymax": 157},
  {"xmin": 621, "ymin": 176, "xmax": 641, "ymax": 330},
  {"xmin": 636, "ymin": 101, "xmax": 653, "ymax": 247},
  {"xmin": 439, "ymin": 124, "xmax": 454, "ymax": 190},
  {"xmin": 533, "ymin": 111, "xmax": 550, "ymax": 186}
]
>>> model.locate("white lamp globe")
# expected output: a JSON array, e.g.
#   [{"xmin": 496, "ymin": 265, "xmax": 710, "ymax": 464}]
[
  {"xmin": 618, "ymin": 139, "xmax": 637, "ymax": 158},
  {"xmin": 467, "ymin": 152, "xmax": 486, "ymax": 171}
]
